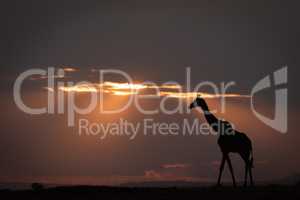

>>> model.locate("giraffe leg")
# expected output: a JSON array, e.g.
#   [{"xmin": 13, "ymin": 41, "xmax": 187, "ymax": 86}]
[
  {"xmin": 226, "ymin": 155, "xmax": 236, "ymax": 187},
  {"xmin": 243, "ymin": 163, "xmax": 248, "ymax": 187},
  {"xmin": 217, "ymin": 154, "xmax": 226, "ymax": 186},
  {"xmin": 240, "ymin": 151, "xmax": 251, "ymax": 187},
  {"xmin": 249, "ymin": 166, "xmax": 254, "ymax": 186}
]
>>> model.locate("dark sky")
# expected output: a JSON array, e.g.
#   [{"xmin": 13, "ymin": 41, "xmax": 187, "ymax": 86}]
[
  {"xmin": 1, "ymin": 0, "xmax": 299, "ymax": 101},
  {"xmin": 0, "ymin": 0, "xmax": 299, "ymax": 185}
]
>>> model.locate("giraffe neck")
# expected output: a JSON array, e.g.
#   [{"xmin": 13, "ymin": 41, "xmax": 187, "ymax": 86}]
[
  {"xmin": 202, "ymin": 109, "xmax": 219, "ymax": 127},
  {"xmin": 200, "ymin": 103, "xmax": 220, "ymax": 133}
]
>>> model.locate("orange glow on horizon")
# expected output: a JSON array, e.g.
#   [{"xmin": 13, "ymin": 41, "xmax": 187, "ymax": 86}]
[
  {"xmin": 45, "ymin": 81, "xmax": 250, "ymax": 99},
  {"xmin": 63, "ymin": 67, "xmax": 77, "ymax": 72}
]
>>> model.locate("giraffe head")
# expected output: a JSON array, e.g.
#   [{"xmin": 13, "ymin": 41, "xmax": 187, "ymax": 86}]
[{"xmin": 189, "ymin": 95, "xmax": 208, "ymax": 110}]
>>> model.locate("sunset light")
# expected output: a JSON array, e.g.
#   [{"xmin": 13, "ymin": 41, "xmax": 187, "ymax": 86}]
[
  {"xmin": 2, "ymin": 1, "xmax": 297, "ymax": 198},
  {"xmin": 52, "ymin": 81, "xmax": 250, "ymax": 99}
]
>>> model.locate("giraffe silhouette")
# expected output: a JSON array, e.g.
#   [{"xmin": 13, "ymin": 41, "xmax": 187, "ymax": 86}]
[{"xmin": 189, "ymin": 96, "xmax": 254, "ymax": 187}]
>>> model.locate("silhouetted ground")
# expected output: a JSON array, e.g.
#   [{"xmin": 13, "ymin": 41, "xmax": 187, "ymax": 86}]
[{"xmin": 1, "ymin": 185, "xmax": 300, "ymax": 199}]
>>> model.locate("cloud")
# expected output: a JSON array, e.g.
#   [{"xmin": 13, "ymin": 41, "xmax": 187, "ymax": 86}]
[
  {"xmin": 142, "ymin": 163, "xmax": 199, "ymax": 182},
  {"xmin": 51, "ymin": 81, "xmax": 250, "ymax": 99},
  {"xmin": 162, "ymin": 163, "xmax": 190, "ymax": 169},
  {"xmin": 144, "ymin": 170, "xmax": 163, "ymax": 179},
  {"xmin": 28, "ymin": 66, "xmax": 77, "ymax": 81},
  {"xmin": 29, "ymin": 74, "xmax": 64, "ymax": 80},
  {"xmin": 143, "ymin": 170, "xmax": 199, "ymax": 182},
  {"xmin": 62, "ymin": 67, "xmax": 77, "ymax": 72}
]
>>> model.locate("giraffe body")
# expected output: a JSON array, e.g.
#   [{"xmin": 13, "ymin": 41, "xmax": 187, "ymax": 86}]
[{"xmin": 190, "ymin": 96, "xmax": 254, "ymax": 186}]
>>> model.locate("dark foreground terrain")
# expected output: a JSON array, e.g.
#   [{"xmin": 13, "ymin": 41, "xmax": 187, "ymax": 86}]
[{"xmin": 1, "ymin": 185, "xmax": 300, "ymax": 200}]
